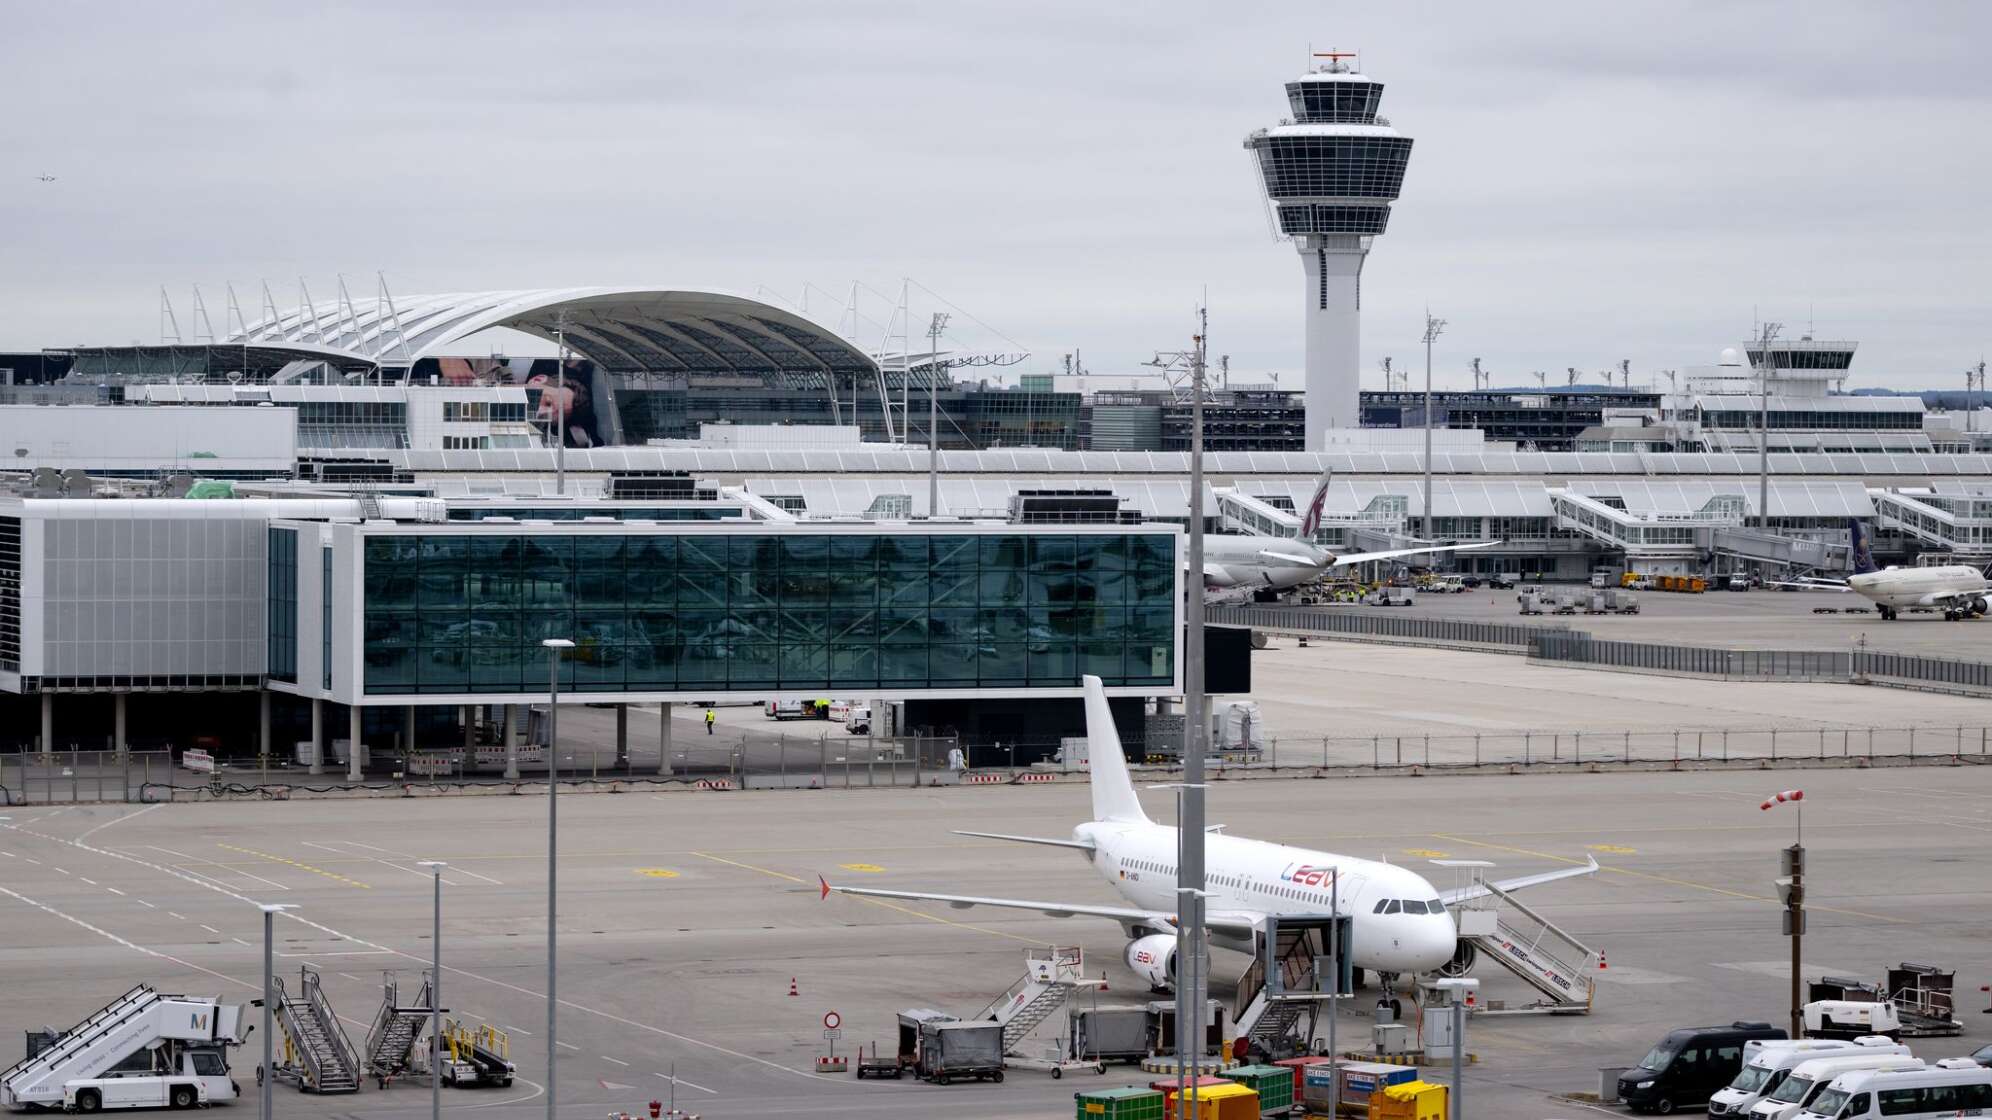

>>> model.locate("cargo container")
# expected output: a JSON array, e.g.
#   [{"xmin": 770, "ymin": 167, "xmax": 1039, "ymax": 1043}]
[
  {"xmin": 915, "ymin": 1019, "xmax": 1004, "ymax": 1084},
  {"xmin": 1071, "ymin": 1006, "xmax": 1152, "ymax": 1063},
  {"xmin": 1221, "ymin": 1064, "xmax": 1295, "ymax": 1114},
  {"xmin": 1076, "ymin": 1086, "xmax": 1166, "ymax": 1120},
  {"xmin": 1272, "ymin": 1056, "xmax": 1332, "ymax": 1102},
  {"xmin": 1159, "ymin": 1080, "xmax": 1259, "ymax": 1120},
  {"xmin": 1303, "ymin": 1060, "xmax": 1418, "ymax": 1113},
  {"xmin": 1370, "ymin": 1079, "xmax": 1448, "ymax": 1120}
]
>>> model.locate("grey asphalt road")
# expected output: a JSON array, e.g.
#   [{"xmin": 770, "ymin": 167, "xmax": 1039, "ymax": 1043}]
[{"xmin": 1, "ymin": 765, "xmax": 1987, "ymax": 1119}]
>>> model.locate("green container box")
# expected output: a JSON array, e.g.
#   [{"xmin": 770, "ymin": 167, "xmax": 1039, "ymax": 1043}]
[
  {"xmin": 1221, "ymin": 1065, "xmax": 1295, "ymax": 1113},
  {"xmin": 1076, "ymin": 1086, "xmax": 1167, "ymax": 1120}
]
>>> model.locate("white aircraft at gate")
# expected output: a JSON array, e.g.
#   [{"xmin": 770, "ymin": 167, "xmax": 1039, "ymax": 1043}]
[{"xmin": 822, "ymin": 676, "xmax": 1596, "ymax": 986}]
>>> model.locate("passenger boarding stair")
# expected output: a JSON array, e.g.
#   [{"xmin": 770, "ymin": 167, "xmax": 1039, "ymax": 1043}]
[
  {"xmin": 975, "ymin": 947, "xmax": 1098, "ymax": 1055},
  {"xmin": 1232, "ymin": 918, "xmax": 1342, "ymax": 1057},
  {"xmin": 272, "ymin": 967, "xmax": 360, "ymax": 1094},
  {"xmin": 1455, "ymin": 883, "xmax": 1595, "ymax": 1014},
  {"xmin": 1, "ymin": 985, "xmax": 244, "ymax": 1108},
  {"xmin": 362, "ymin": 974, "xmax": 433, "ymax": 1085}
]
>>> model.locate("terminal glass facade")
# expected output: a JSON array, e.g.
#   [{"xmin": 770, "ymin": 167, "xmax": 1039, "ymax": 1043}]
[
  {"xmin": 359, "ymin": 531, "xmax": 1176, "ymax": 695},
  {"xmin": 267, "ymin": 529, "xmax": 296, "ymax": 682}
]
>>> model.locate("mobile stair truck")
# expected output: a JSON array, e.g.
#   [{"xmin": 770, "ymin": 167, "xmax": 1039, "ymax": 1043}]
[
  {"xmin": 267, "ymin": 967, "xmax": 360, "ymax": 1094},
  {"xmin": 1, "ymin": 984, "xmax": 248, "ymax": 1113},
  {"xmin": 360, "ymin": 974, "xmax": 432, "ymax": 1089}
]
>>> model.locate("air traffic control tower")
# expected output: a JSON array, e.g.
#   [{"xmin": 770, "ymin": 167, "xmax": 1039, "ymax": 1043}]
[{"xmin": 1245, "ymin": 52, "xmax": 1413, "ymax": 448}]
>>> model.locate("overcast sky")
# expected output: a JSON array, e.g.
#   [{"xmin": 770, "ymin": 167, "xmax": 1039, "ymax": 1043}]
[{"xmin": 4, "ymin": 1, "xmax": 1986, "ymax": 390}]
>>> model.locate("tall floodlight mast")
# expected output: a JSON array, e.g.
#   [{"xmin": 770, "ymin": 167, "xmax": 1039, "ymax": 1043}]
[{"xmin": 1245, "ymin": 49, "xmax": 1414, "ymax": 449}]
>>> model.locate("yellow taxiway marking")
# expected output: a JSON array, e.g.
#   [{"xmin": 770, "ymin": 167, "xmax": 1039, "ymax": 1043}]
[
  {"xmin": 1429, "ymin": 833, "xmax": 1906, "ymax": 924},
  {"xmin": 688, "ymin": 851, "xmax": 1042, "ymax": 945},
  {"xmin": 217, "ymin": 844, "xmax": 370, "ymax": 889},
  {"xmin": 635, "ymin": 868, "xmax": 680, "ymax": 879},
  {"xmin": 1401, "ymin": 848, "xmax": 1449, "ymax": 859},
  {"xmin": 837, "ymin": 863, "xmax": 885, "ymax": 873},
  {"xmin": 1586, "ymin": 844, "xmax": 1637, "ymax": 854}
]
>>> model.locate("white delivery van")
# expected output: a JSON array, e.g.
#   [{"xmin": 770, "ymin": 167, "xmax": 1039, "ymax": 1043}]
[
  {"xmin": 1795, "ymin": 1060, "xmax": 1992, "ymax": 1120},
  {"xmin": 1749, "ymin": 1054, "xmax": 1925, "ymax": 1120},
  {"xmin": 1711, "ymin": 1039, "xmax": 1905, "ymax": 1117}
]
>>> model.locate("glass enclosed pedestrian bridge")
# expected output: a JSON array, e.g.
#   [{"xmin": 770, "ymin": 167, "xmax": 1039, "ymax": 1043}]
[
  {"xmin": 1872, "ymin": 488, "xmax": 1992, "ymax": 559},
  {"xmin": 1549, "ymin": 484, "xmax": 1859, "ymax": 570}
]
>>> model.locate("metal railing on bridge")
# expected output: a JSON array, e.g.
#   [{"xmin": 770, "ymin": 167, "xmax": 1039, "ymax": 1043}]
[{"xmin": 1209, "ymin": 605, "xmax": 1560, "ymax": 651}]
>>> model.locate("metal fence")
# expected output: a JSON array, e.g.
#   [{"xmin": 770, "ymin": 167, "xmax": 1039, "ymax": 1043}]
[
  {"xmin": 1209, "ymin": 605, "xmax": 1559, "ymax": 651},
  {"xmin": 1529, "ymin": 632, "xmax": 1851, "ymax": 679},
  {"xmin": 0, "ymin": 751, "xmax": 176, "ymax": 805},
  {"xmin": 1241, "ymin": 725, "xmax": 1991, "ymax": 770},
  {"xmin": 1856, "ymin": 649, "xmax": 1992, "ymax": 693}
]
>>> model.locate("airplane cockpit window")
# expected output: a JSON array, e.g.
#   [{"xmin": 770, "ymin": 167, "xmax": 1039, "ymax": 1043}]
[
  {"xmin": 1373, "ymin": 900, "xmax": 1388, "ymax": 913},
  {"xmin": 1382, "ymin": 900, "xmax": 1401, "ymax": 914}
]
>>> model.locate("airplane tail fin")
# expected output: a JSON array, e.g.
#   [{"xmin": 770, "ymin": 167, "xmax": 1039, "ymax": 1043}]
[
  {"xmin": 1082, "ymin": 675, "xmax": 1149, "ymax": 824},
  {"xmin": 1849, "ymin": 518, "xmax": 1878, "ymax": 575},
  {"xmin": 1297, "ymin": 468, "xmax": 1333, "ymax": 540}
]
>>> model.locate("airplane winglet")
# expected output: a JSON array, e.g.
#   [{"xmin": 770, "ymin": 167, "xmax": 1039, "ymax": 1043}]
[{"xmin": 818, "ymin": 874, "xmax": 831, "ymax": 901}]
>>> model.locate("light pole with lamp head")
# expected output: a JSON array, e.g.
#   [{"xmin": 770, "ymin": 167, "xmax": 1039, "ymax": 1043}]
[
  {"xmin": 254, "ymin": 903, "xmax": 296, "ymax": 1120},
  {"xmin": 416, "ymin": 861, "xmax": 447, "ymax": 1120},
  {"xmin": 540, "ymin": 638, "xmax": 573, "ymax": 1120}
]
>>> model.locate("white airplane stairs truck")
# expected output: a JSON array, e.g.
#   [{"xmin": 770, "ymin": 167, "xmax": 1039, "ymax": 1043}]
[{"xmin": 1, "ymin": 984, "xmax": 247, "ymax": 1112}]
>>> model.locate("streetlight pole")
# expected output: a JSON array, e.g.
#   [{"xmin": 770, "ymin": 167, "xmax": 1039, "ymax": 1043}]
[
  {"xmin": 540, "ymin": 638, "xmax": 573, "ymax": 1120},
  {"xmin": 1421, "ymin": 313, "xmax": 1447, "ymax": 540},
  {"xmin": 926, "ymin": 313, "xmax": 948, "ymax": 518},
  {"xmin": 553, "ymin": 315, "xmax": 568, "ymax": 497},
  {"xmin": 255, "ymin": 903, "xmax": 295, "ymax": 1120},
  {"xmin": 1182, "ymin": 309, "xmax": 1210, "ymax": 1117},
  {"xmin": 417, "ymin": 862, "xmax": 447, "ymax": 1120},
  {"xmin": 1754, "ymin": 322, "xmax": 1781, "ymax": 531}
]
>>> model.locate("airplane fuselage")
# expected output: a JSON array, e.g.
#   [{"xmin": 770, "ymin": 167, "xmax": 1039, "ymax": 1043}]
[
  {"xmin": 1074, "ymin": 819, "xmax": 1456, "ymax": 974},
  {"xmin": 1848, "ymin": 565, "xmax": 1991, "ymax": 609},
  {"xmin": 1201, "ymin": 535, "xmax": 1329, "ymax": 592}
]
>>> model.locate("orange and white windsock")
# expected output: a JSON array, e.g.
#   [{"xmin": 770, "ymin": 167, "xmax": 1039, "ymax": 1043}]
[{"xmin": 1760, "ymin": 789, "xmax": 1804, "ymax": 810}]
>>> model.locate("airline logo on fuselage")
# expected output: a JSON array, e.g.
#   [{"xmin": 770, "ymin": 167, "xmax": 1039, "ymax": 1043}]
[{"xmin": 1279, "ymin": 863, "xmax": 1334, "ymax": 888}]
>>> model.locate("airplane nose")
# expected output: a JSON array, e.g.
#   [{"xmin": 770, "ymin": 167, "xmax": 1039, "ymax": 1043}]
[{"xmin": 1415, "ymin": 914, "xmax": 1457, "ymax": 972}]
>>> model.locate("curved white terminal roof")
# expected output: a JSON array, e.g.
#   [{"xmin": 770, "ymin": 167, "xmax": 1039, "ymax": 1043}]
[{"xmin": 228, "ymin": 287, "xmax": 876, "ymax": 379}]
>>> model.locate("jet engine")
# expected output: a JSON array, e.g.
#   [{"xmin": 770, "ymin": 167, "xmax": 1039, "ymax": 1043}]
[{"xmin": 1124, "ymin": 933, "xmax": 1177, "ymax": 989}]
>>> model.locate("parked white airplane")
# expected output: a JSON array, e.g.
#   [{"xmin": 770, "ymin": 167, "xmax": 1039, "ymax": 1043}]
[
  {"xmin": 1776, "ymin": 521, "xmax": 1991, "ymax": 621},
  {"xmin": 1202, "ymin": 473, "xmax": 1501, "ymax": 600},
  {"xmin": 821, "ymin": 676, "xmax": 1597, "ymax": 986}
]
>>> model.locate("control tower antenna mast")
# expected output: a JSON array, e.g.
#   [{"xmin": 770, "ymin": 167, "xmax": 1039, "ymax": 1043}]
[{"xmin": 1246, "ymin": 48, "xmax": 1413, "ymax": 449}]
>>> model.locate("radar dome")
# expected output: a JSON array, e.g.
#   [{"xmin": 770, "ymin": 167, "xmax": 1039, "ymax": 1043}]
[{"xmin": 1718, "ymin": 347, "xmax": 1743, "ymax": 366}]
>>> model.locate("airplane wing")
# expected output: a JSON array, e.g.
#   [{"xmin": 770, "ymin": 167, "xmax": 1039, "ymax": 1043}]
[
  {"xmin": 950, "ymin": 829, "xmax": 1094, "ymax": 852},
  {"xmin": 820, "ymin": 877, "xmax": 1262, "ymax": 934},
  {"xmin": 1439, "ymin": 855, "xmax": 1599, "ymax": 906},
  {"xmin": 1255, "ymin": 549, "xmax": 1320, "ymax": 566},
  {"xmin": 1328, "ymin": 540, "xmax": 1503, "ymax": 568},
  {"xmin": 1766, "ymin": 579, "xmax": 1851, "ymax": 592},
  {"xmin": 1923, "ymin": 587, "xmax": 1988, "ymax": 602}
]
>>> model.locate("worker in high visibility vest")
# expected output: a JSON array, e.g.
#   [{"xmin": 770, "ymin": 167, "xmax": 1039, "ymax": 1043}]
[{"xmin": 704, "ymin": 708, "xmax": 716, "ymax": 735}]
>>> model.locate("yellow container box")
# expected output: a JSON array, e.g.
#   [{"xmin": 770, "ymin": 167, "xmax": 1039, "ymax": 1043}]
[{"xmin": 1369, "ymin": 1079, "xmax": 1449, "ymax": 1120}]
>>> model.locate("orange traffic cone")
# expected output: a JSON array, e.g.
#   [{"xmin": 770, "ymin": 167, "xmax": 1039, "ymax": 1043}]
[
  {"xmin": 1597, "ymin": 951, "xmax": 1608, "ymax": 971},
  {"xmin": 788, "ymin": 977, "xmax": 799, "ymax": 997}
]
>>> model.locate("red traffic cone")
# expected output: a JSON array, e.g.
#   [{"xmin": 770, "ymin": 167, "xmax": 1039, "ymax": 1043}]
[
  {"xmin": 788, "ymin": 977, "xmax": 799, "ymax": 997},
  {"xmin": 1597, "ymin": 951, "xmax": 1608, "ymax": 971}
]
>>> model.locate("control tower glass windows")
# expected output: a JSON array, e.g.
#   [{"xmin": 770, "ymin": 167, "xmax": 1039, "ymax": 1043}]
[
  {"xmin": 1285, "ymin": 80, "xmax": 1383, "ymax": 123},
  {"xmin": 1276, "ymin": 203, "xmax": 1392, "ymax": 236},
  {"xmin": 1253, "ymin": 136, "xmax": 1412, "ymax": 200}
]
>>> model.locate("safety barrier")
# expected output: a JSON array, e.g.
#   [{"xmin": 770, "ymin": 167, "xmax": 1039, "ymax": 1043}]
[
  {"xmin": 1529, "ymin": 632, "xmax": 1850, "ymax": 680},
  {"xmin": 1209, "ymin": 605, "xmax": 1560, "ymax": 652}
]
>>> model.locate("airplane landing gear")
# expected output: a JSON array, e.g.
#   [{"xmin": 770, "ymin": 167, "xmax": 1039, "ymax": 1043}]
[{"xmin": 1879, "ymin": 606, "xmax": 1897, "ymax": 621}]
